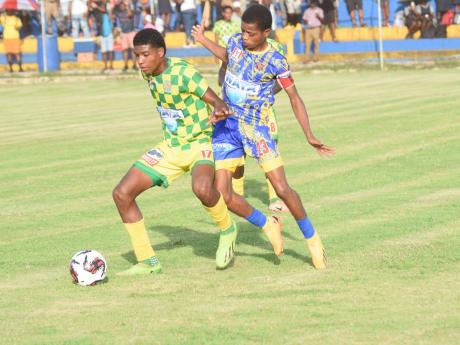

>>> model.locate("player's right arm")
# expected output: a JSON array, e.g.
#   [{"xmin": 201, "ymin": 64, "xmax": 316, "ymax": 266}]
[{"xmin": 192, "ymin": 24, "xmax": 228, "ymax": 63}]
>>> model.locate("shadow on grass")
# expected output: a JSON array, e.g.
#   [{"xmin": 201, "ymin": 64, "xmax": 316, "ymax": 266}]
[
  {"xmin": 121, "ymin": 222, "xmax": 309, "ymax": 266},
  {"xmin": 244, "ymin": 178, "xmax": 269, "ymax": 206}
]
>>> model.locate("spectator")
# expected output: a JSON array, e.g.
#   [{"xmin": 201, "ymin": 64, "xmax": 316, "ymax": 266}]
[
  {"xmin": 100, "ymin": 4, "xmax": 114, "ymax": 71},
  {"xmin": 45, "ymin": 0, "xmax": 60, "ymax": 34},
  {"xmin": 180, "ymin": 0, "xmax": 197, "ymax": 47},
  {"xmin": 113, "ymin": 0, "xmax": 136, "ymax": 71},
  {"xmin": 0, "ymin": 9, "xmax": 23, "ymax": 72},
  {"xmin": 158, "ymin": 0, "xmax": 172, "ymax": 32},
  {"xmin": 345, "ymin": 0, "xmax": 366, "ymax": 27},
  {"xmin": 173, "ymin": 0, "xmax": 183, "ymax": 32},
  {"xmin": 404, "ymin": 1, "xmax": 420, "ymax": 38},
  {"xmin": 284, "ymin": 0, "xmax": 302, "ymax": 26},
  {"xmin": 60, "ymin": 0, "xmax": 71, "ymax": 35},
  {"xmin": 318, "ymin": 0, "xmax": 337, "ymax": 42},
  {"xmin": 69, "ymin": 0, "xmax": 90, "ymax": 39},
  {"xmin": 417, "ymin": 0, "xmax": 435, "ymax": 35},
  {"xmin": 213, "ymin": 5, "xmax": 240, "ymax": 85},
  {"xmin": 379, "ymin": 0, "xmax": 389, "ymax": 27},
  {"xmin": 302, "ymin": 0, "xmax": 323, "ymax": 63},
  {"xmin": 88, "ymin": 0, "xmax": 107, "ymax": 36},
  {"xmin": 200, "ymin": 0, "xmax": 215, "ymax": 28},
  {"xmin": 232, "ymin": 1, "xmax": 242, "ymax": 23},
  {"xmin": 143, "ymin": 13, "xmax": 155, "ymax": 29}
]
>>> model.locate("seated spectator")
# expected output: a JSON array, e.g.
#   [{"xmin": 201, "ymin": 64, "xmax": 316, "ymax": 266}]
[
  {"xmin": 404, "ymin": 0, "xmax": 435, "ymax": 39},
  {"xmin": 319, "ymin": 0, "xmax": 337, "ymax": 42},
  {"xmin": 69, "ymin": 0, "xmax": 90, "ymax": 39},
  {"xmin": 345, "ymin": 0, "xmax": 366, "ymax": 27},
  {"xmin": 302, "ymin": 0, "xmax": 323, "ymax": 63},
  {"xmin": 404, "ymin": 1, "xmax": 420, "ymax": 38},
  {"xmin": 417, "ymin": 0, "xmax": 435, "ymax": 36},
  {"xmin": 0, "ymin": 9, "xmax": 23, "ymax": 72}
]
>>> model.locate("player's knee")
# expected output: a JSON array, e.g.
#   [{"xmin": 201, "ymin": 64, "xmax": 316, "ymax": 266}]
[
  {"xmin": 192, "ymin": 179, "xmax": 213, "ymax": 202},
  {"xmin": 273, "ymin": 182, "xmax": 292, "ymax": 200},
  {"xmin": 112, "ymin": 186, "xmax": 132, "ymax": 207}
]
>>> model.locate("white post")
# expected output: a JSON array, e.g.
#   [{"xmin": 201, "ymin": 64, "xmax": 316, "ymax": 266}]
[
  {"xmin": 150, "ymin": 0, "xmax": 154, "ymax": 16},
  {"xmin": 377, "ymin": 0, "xmax": 384, "ymax": 70},
  {"xmin": 40, "ymin": 0, "xmax": 48, "ymax": 72}
]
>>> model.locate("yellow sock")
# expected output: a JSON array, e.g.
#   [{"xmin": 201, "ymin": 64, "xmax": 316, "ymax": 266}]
[
  {"xmin": 204, "ymin": 194, "xmax": 233, "ymax": 231},
  {"xmin": 123, "ymin": 218, "xmax": 155, "ymax": 262},
  {"xmin": 232, "ymin": 176, "xmax": 245, "ymax": 196},
  {"xmin": 266, "ymin": 178, "xmax": 279, "ymax": 203}
]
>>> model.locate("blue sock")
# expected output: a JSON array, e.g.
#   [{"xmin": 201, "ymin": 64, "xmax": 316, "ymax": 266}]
[
  {"xmin": 297, "ymin": 218, "xmax": 315, "ymax": 239},
  {"xmin": 245, "ymin": 208, "xmax": 267, "ymax": 228}
]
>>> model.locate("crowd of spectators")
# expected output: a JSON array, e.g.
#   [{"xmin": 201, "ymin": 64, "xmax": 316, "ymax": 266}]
[{"xmin": 1, "ymin": 0, "xmax": 460, "ymax": 71}]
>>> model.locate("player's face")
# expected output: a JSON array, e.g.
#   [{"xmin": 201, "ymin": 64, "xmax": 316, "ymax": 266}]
[
  {"xmin": 241, "ymin": 22, "xmax": 270, "ymax": 50},
  {"xmin": 134, "ymin": 44, "xmax": 164, "ymax": 75}
]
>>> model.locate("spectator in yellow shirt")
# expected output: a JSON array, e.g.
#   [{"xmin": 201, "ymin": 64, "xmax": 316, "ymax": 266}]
[{"xmin": 0, "ymin": 9, "xmax": 24, "ymax": 72}]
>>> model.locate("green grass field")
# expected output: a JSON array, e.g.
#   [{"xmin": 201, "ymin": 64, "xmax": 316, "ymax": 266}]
[{"xmin": 1, "ymin": 68, "xmax": 459, "ymax": 345}]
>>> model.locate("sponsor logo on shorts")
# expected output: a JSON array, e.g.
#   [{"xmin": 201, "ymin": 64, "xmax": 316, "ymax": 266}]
[
  {"xmin": 212, "ymin": 142, "xmax": 234, "ymax": 151},
  {"xmin": 142, "ymin": 148, "xmax": 164, "ymax": 166}
]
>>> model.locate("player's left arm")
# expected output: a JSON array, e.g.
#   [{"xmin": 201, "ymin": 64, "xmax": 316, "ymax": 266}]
[{"xmin": 282, "ymin": 81, "xmax": 335, "ymax": 156}]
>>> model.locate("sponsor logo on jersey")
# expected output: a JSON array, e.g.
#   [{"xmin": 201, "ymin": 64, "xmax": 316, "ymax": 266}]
[{"xmin": 157, "ymin": 106, "xmax": 184, "ymax": 134}]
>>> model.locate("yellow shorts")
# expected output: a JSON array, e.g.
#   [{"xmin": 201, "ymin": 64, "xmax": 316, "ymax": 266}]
[{"xmin": 133, "ymin": 141, "xmax": 214, "ymax": 188}]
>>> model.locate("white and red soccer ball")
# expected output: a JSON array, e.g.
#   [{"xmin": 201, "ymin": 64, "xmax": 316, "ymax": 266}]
[{"xmin": 70, "ymin": 250, "xmax": 107, "ymax": 286}]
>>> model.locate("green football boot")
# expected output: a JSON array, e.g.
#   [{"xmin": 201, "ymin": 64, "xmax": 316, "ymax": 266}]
[
  {"xmin": 117, "ymin": 261, "xmax": 162, "ymax": 276},
  {"xmin": 215, "ymin": 221, "xmax": 238, "ymax": 269}
]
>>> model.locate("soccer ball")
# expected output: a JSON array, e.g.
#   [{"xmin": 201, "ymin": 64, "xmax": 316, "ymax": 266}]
[{"xmin": 70, "ymin": 250, "xmax": 107, "ymax": 286}]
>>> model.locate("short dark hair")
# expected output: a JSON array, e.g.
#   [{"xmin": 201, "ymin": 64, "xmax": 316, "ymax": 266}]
[
  {"xmin": 133, "ymin": 29, "xmax": 166, "ymax": 54},
  {"xmin": 222, "ymin": 5, "xmax": 233, "ymax": 12},
  {"xmin": 242, "ymin": 3, "xmax": 272, "ymax": 31}
]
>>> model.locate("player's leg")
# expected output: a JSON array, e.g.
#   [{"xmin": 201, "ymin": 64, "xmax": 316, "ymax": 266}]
[
  {"xmin": 212, "ymin": 120, "xmax": 283, "ymax": 255},
  {"xmin": 266, "ymin": 111, "xmax": 288, "ymax": 212},
  {"xmin": 215, "ymin": 168, "xmax": 283, "ymax": 256},
  {"xmin": 191, "ymin": 162, "xmax": 237, "ymax": 269},
  {"xmin": 113, "ymin": 166, "xmax": 162, "ymax": 275},
  {"xmin": 266, "ymin": 166, "xmax": 327, "ymax": 269}
]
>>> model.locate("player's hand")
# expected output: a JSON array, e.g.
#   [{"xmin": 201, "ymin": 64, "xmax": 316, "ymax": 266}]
[
  {"xmin": 192, "ymin": 24, "xmax": 205, "ymax": 44},
  {"xmin": 308, "ymin": 136, "xmax": 336, "ymax": 157},
  {"xmin": 208, "ymin": 102, "xmax": 233, "ymax": 124}
]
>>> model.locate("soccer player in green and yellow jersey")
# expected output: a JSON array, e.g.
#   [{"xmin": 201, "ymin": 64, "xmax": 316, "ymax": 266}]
[{"xmin": 113, "ymin": 29, "xmax": 237, "ymax": 275}]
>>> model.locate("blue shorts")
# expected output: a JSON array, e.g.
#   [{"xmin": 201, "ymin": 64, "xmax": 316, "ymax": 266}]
[{"xmin": 212, "ymin": 116, "xmax": 283, "ymax": 173}]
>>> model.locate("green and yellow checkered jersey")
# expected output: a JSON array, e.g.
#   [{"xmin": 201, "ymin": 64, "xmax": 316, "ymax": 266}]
[
  {"xmin": 142, "ymin": 58, "xmax": 212, "ymax": 150},
  {"xmin": 267, "ymin": 38, "xmax": 286, "ymax": 56},
  {"xmin": 213, "ymin": 19, "xmax": 240, "ymax": 47}
]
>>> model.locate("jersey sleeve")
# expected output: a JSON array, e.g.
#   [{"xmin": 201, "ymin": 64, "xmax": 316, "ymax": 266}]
[
  {"xmin": 182, "ymin": 65, "xmax": 209, "ymax": 98},
  {"xmin": 274, "ymin": 54, "xmax": 294, "ymax": 90}
]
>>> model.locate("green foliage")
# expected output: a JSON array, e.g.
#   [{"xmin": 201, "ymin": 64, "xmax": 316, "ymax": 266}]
[{"xmin": 1, "ymin": 70, "xmax": 459, "ymax": 344}]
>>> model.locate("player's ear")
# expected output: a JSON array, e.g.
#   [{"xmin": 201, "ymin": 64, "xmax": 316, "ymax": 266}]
[
  {"xmin": 158, "ymin": 46, "xmax": 166, "ymax": 58},
  {"xmin": 263, "ymin": 29, "xmax": 271, "ymax": 39}
]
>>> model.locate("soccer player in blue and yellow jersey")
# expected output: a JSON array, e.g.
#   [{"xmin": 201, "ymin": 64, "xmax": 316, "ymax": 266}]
[
  {"xmin": 112, "ymin": 29, "xmax": 238, "ymax": 275},
  {"xmin": 192, "ymin": 5, "xmax": 335, "ymax": 269}
]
